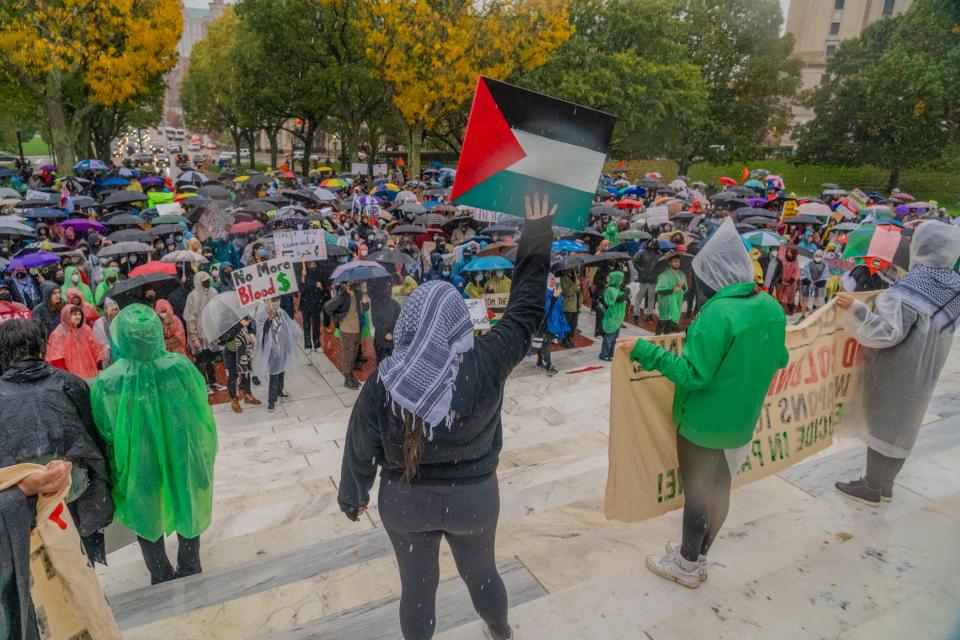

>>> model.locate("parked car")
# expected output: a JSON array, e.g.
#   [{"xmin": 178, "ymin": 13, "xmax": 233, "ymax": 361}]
[
  {"xmin": 155, "ymin": 154, "xmax": 170, "ymax": 168},
  {"xmin": 166, "ymin": 143, "xmax": 182, "ymax": 153},
  {"xmin": 132, "ymin": 152, "xmax": 154, "ymax": 165},
  {"xmin": 218, "ymin": 151, "xmax": 236, "ymax": 162},
  {"xmin": 188, "ymin": 143, "xmax": 200, "ymax": 152},
  {"xmin": 239, "ymin": 148, "xmax": 251, "ymax": 159}
]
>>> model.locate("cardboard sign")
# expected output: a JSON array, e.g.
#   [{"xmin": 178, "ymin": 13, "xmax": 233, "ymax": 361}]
[
  {"xmin": 154, "ymin": 202, "xmax": 183, "ymax": 217},
  {"xmin": 274, "ymin": 229, "xmax": 327, "ymax": 262},
  {"xmin": 465, "ymin": 298, "xmax": 491, "ymax": 331},
  {"xmin": 452, "ymin": 76, "xmax": 615, "ymax": 230},
  {"xmin": 471, "ymin": 208, "xmax": 499, "ymax": 223},
  {"xmin": 231, "ymin": 258, "xmax": 299, "ymax": 307},
  {"xmin": 645, "ymin": 206, "xmax": 669, "ymax": 226},
  {"xmin": 604, "ymin": 294, "xmax": 877, "ymax": 523},
  {"xmin": 25, "ymin": 189, "xmax": 53, "ymax": 203},
  {"xmin": 351, "ymin": 162, "xmax": 388, "ymax": 176},
  {"xmin": 482, "ymin": 292, "xmax": 510, "ymax": 321}
]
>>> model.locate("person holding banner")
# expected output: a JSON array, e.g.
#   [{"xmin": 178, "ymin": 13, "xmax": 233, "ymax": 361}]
[
  {"xmin": 630, "ymin": 219, "xmax": 788, "ymax": 589},
  {"xmin": 338, "ymin": 193, "xmax": 555, "ymax": 640},
  {"xmin": 834, "ymin": 221, "xmax": 960, "ymax": 505}
]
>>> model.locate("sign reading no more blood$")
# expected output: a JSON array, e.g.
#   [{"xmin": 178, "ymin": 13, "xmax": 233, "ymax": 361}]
[{"xmin": 231, "ymin": 258, "xmax": 299, "ymax": 308}]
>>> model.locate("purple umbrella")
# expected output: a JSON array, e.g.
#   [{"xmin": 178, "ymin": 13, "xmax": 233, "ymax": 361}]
[
  {"xmin": 9, "ymin": 251, "xmax": 60, "ymax": 270},
  {"xmin": 140, "ymin": 176, "xmax": 165, "ymax": 186},
  {"xmin": 60, "ymin": 218, "xmax": 107, "ymax": 234},
  {"xmin": 746, "ymin": 197, "xmax": 767, "ymax": 208},
  {"xmin": 39, "ymin": 165, "xmax": 58, "ymax": 172}
]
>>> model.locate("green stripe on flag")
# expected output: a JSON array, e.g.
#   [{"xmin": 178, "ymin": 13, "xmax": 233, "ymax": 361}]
[{"xmin": 454, "ymin": 170, "xmax": 594, "ymax": 230}]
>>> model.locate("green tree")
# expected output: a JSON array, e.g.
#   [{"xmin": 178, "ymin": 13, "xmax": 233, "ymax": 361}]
[
  {"xmin": 796, "ymin": 0, "xmax": 960, "ymax": 191},
  {"xmin": 515, "ymin": 0, "xmax": 708, "ymax": 161},
  {"xmin": 668, "ymin": 0, "xmax": 801, "ymax": 174}
]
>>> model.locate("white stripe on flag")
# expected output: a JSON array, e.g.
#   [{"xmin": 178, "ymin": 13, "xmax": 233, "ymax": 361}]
[{"xmin": 505, "ymin": 130, "xmax": 606, "ymax": 194}]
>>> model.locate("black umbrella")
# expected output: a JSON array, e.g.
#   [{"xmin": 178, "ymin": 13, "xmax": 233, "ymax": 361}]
[
  {"xmin": 149, "ymin": 224, "xmax": 184, "ymax": 237},
  {"xmin": 391, "ymin": 224, "xmax": 427, "ymax": 235},
  {"xmin": 240, "ymin": 201, "xmax": 276, "ymax": 214},
  {"xmin": 71, "ymin": 196, "xmax": 98, "ymax": 209},
  {"xmin": 0, "ymin": 220, "xmax": 37, "ymax": 238},
  {"xmin": 150, "ymin": 214, "xmax": 190, "ymax": 226},
  {"xmin": 323, "ymin": 243, "xmax": 350, "ymax": 258},
  {"xmin": 97, "ymin": 241, "xmax": 152, "ymax": 258},
  {"xmin": 281, "ymin": 189, "xmax": 319, "ymax": 203},
  {"xmin": 637, "ymin": 178, "xmax": 666, "ymax": 190},
  {"xmin": 368, "ymin": 249, "xmax": 416, "ymax": 266},
  {"xmin": 244, "ymin": 174, "xmax": 272, "ymax": 187},
  {"xmin": 102, "ymin": 190, "xmax": 148, "ymax": 206},
  {"xmin": 105, "ymin": 273, "xmax": 178, "ymax": 307},
  {"xmin": 198, "ymin": 184, "xmax": 230, "ymax": 199},
  {"xmin": 741, "ymin": 216, "xmax": 777, "ymax": 226},
  {"xmin": 590, "ymin": 205, "xmax": 618, "ymax": 217},
  {"xmin": 671, "ymin": 212, "xmax": 698, "ymax": 224},
  {"xmin": 415, "ymin": 213, "xmax": 448, "ymax": 227},
  {"xmin": 104, "ymin": 213, "xmax": 146, "ymax": 227},
  {"xmin": 442, "ymin": 215, "xmax": 474, "ymax": 229},
  {"xmin": 734, "ymin": 223, "xmax": 757, "ymax": 233},
  {"xmin": 785, "ymin": 215, "xmax": 824, "ymax": 226},
  {"xmin": 397, "ymin": 202, "xmax": 426, "ymax": 215},
  {"xmin": 107, "ymin": 229, "xmax": 152, "ymax": 243},
  {"xmin": 654, "ymin": 252, "xmax": 694, "ymax": 276}
]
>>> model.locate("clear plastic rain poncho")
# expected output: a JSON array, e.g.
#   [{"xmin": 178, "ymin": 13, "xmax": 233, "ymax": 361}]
[
  {"xmin": 840, "ymin": 221, "xmax": 960, "ymax": 458},
  {"xmin": 691, "ymin": 218, "xmax": 755, "ymax": 291},
  {"xmin": 253, "ymin": 304, "xmax": 300, "ymax": 376},
  {"xmin": 200, "ymin": 291, "xmax": 257, "ymax": 344},
  {"xmin": 89, "ymin": 304, "xmax": 218, "ymax": 541}
]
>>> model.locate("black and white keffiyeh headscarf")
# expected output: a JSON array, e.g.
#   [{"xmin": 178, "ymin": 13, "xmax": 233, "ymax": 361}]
[
  {"xmin": 888, "ymin": 221, "xmax": 960, "ymax": 332},
  {"xmin": 379, "ymin": 280, "xmax": 475, "ymax": 437}
]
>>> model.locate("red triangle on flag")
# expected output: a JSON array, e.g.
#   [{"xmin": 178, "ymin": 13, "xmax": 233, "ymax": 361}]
[{"xmin": 451, "ymin": 77, "xmax": 527, "ymax": 202}]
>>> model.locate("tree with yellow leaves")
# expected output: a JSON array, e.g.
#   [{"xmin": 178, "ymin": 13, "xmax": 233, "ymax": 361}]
[
  {"xmin": 359, "ymin": 0, "xmax": 573, "ymax": 174},
  {"xmin": 0, "ymin": 0, "xmax": 182, "ymax": 171}
]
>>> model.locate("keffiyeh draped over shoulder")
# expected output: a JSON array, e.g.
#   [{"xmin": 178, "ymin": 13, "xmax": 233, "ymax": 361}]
[
  {"xmin": 888, "ymin": 221, "xmax": 960, "ymax": 332},
  {"xmin": 378, "ymin": 281, "xmax": 474, "ymax": 437}
]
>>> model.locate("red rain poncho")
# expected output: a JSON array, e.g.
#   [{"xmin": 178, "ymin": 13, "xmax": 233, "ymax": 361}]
[
  {"xmin": 46, "ymin": 305, "xmax": 104, "ymax": 379},
  {"xmin": 66, "ymin": 287, "xmax": 100, "ymax": 328},
  {"xmin": 155, "ymin": 299, "xmax": 187, "ymax": 356}
]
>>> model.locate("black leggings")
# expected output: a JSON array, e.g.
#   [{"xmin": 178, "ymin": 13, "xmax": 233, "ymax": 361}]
[
  {"xmin": 865, "ymin": 447, "xmax": 905, "ymax": 491},
  {"xmin": 302, "ymin": 301, "xmax": 323, "ymax": 349},
  {"xmin": 378, "ymin": 474, "xmax": 510, "ymax": 640},
  {"xmin": 677, "ymin": 433, "xmax": 732, "ymax": 562},
  {"xmin": 137, "ymin": 534, "xmax": 201, "ymax": 584},
  {"xmin": 195, "ymin": 348, "xmax": 217, "ymax": 386}
]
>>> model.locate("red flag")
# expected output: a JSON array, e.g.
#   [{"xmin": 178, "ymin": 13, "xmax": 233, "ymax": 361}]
[
  {"xmin": 396, "ymin": 156, "xmax": 405, "ymax": 168},
  {"xmin": 741, "ymin": 165, "xmax": 750, "ymax": 183}
]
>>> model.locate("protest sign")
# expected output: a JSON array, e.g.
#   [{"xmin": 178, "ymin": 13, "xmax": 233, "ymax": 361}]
[
  {"xmin": 231, "ymin": 258, "xmax": 299, "ymax": 307},
  {"xmin": 351, "ymin": 162, "xmax": 388, "ymax": 177},
  {"xmin": 471, "ymin": 209, "xmax": 499, "ymax": 223},
  {"xmin": 645, "ymin": 206, "xmax": 669, "ymax": 226},
  {"xmin": 452, "ymin": 76, "xmax": 615, "ymax": 230},
  {"xmin": 605, "ymin": 294, "xmax": 876, "ymax": 523},
  {"xmin": 154, "ymin": 202, "xmax": 183, "ymax": 217},
  {"xmin": 465, "ymin": 298, "xmax": 491, "ymax": 331},
  {"xmin": 482, "ymin": 292, "xmax": 510, "ymax": 321},
  {"xmin": 274, "ymin": 229, "xmax": 327, "ymax": 262},
  {"xmin": 25, "ymin": 189, "xmax": 53, "ymax": 203},
  {"xmin": 147, "ymin": 191, "xmax": 174, "ymax": 208}
]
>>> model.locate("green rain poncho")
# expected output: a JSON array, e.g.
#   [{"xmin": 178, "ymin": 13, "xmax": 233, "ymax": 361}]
[
  {"xmin": 656, "ymin": 266, "xmax": 686, "ymax": 324},
  {"xmin": 603, "ymin": 220, "xmax": 620, "ymax": 246},
  {"xmin": 90, "ymin": 304, "xmax": 218, "ymax": 541},
  {"xmin": 602, "ymin": 271, "xmax": 627, "ymax": 334},
  {"xmin": 94, "ymin": 267, "xmax": 119, "ymax": 307},
  {"xmin": 62, "ymin": 265, "xmax": 94, "ymax": 305}
]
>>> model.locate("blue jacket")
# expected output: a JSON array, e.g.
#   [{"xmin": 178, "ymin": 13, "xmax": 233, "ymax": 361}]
[{"xmin": 544, "ymin": 289, "xmax": 570, "ymax": 339}]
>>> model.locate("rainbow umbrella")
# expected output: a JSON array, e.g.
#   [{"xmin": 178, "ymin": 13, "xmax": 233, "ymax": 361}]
[{"xmin": 321, "ymin": 178, "xmax": 348, "ymax": 188}]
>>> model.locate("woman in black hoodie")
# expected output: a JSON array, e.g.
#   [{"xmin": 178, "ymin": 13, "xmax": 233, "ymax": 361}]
[{"xmin": 339, "ymin": 194, "xmax": 554, "ymax": 640}]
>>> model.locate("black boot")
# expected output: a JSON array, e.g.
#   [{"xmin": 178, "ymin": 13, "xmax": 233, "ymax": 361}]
[{"xmin": 344, "ymin": 374, "xmax": 360, "ymax": 390}]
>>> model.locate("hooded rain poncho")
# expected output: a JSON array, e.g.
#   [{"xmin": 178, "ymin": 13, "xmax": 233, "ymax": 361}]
[
  {"xmin": 61, "ymin": 265, "xmax": 94, "ymax": 305},
  {"xmin": 46, "ymin": 305, "xmax": 104, "ymax": 379},
  {"xmin": 840, "ymin": 221, "xmax": 960, "ymax": 458},
  {"xmin": 602, "ymin": 271, "xmax": 627, "ymax": 334},
  {"xmin": 90, "ymin": 304, "xmax": 218, "ymax": 541},
  {"xmin": 253, "ymin": 306, "xmax": 300, "ymax": 376}
]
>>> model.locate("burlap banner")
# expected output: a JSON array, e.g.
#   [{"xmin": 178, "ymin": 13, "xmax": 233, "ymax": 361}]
[{"xmin": 605, "ymin": 294, "xmax": 876, "ymax": 523}]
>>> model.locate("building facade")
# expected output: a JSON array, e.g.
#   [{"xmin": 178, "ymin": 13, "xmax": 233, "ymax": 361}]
[
  {"xmin": 162, "ymin": 0, "xmax": 226, "ymax": 125},
  {"xmin": 785, "ymin": 0, "xmax": 915, "ymax": 131}
]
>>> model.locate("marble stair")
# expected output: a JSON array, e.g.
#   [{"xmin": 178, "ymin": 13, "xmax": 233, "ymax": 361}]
[{"xmin": 96, "ymin": 325, "xmax": 960, "ymax": 639}]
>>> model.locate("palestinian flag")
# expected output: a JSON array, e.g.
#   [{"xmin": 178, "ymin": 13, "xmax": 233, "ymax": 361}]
[{"xmin": 452, "ymin": 77, "xmax": 615, "ymax": 229}]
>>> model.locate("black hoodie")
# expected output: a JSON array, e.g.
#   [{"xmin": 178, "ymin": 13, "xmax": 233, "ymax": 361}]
[{"xmin": 31, "ymin": 287, "xmax": 63, "ymax": 335}]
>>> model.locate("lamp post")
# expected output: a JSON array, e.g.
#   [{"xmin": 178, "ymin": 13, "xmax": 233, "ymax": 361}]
[{"xmin": 15, "ymin": 128, "xmax": 25, "ymax": 166}]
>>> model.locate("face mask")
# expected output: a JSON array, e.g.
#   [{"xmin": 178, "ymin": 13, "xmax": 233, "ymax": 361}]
[
  {"xmin": 14, "ymin": 272, "xmax": 25, "ymax": 280},
  {"xmin": 145, "ymin": 292, "xmax": 156, "ymax": 300},
  {"xmin": 158, "ymin": 311, "xmax": 168, "ymax": 319},
  {"xmin": 0, "ymin": 291, "xmax": 11, "ymax": 301},
  {"xmin": 204, "ymin": 255, "xmax": 214, "ymax": 262},
  {"xmin": 175, "ymin": 235, "xmax": 183, "ymax": 242},
  {"xmin": 201, "ymin": 280, "xmax": 211, "ymax": 289},
  {"xmin": 71, "ymin": 274, "xmax": 80, "ymax": 284},
  {"xmin": 257, "ymin": 249, "xmax": 266, "ymax": 258},
  {"xmin": 814, "ymin": 256, "xmax": 823, "ymax": 263},
  {"xmin": 441, "ymin": 269, "xmax": 451, "ymax": 277},
  {"xmin": 129, "ymin": 255, "xmax": 138, "ymax": 264},
  {"xmin": 474, "ymin": 274, "xmax": 483, "ymax": 282},
  {"xmin": 495, "ymin": 270, "xmax": 504, "ymax": 278},
  {"xmin": 107, "ymin": 274, "xmax": 117, "ymax": 282}
]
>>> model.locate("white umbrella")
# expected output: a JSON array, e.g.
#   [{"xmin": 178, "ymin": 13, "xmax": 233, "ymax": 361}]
[
  {"xmin": 394, "ymin": 190, "xmax": 418, "ymax": 204},
  {"xmin": 798, "ymin": 202, "xmax": 833, "ymax": 218},
  {"xmin": 161, "ymin": 250, "xmax": 209, "ymax": 265},
  {"xmin": 200, "ymin": 291, "xmax": 261, "ymax": 342},
  {"xmin": 313, "ymin": 187, "xmax": 336, "ymax": 201}
]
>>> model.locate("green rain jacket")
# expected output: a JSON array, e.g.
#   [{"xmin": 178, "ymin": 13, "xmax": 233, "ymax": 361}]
[
  {"xmin": 603, "ymin": 220, "xmax": 620, "ymax": 246},
  {"xmin": 602, "ymin": 271, "xmax": 628, "ymax": 334},
  {"xmin": 94, "ymin": 267, "xmax": 119, "ymax": 307},
  {"xmin": 90, "ymin": 304, "xmax": 218, "ymax": 541},
  {"xmin": 631, "ymin": 282, "xmax": 789, "ymax": 449},
  {"xmin": 655, "ymin": 268, "xmax": 686, "ymax": 324},
  {"xmin": 61, "ymin": 265, "xmax": 94, "ymax": 305}
]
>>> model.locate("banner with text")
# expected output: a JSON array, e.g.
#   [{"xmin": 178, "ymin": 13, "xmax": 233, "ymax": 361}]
[
  {"xmin": 604, "ymin": 294, "xmax": 876, "ymax": 523},
  {"xmin": 465, "ymin": 298, "xmax": 491, "ymax": 331},
  {"xmin": 231, "ymin": 258, "xmax": 299, "ymax": 308},
  {"xmin": 482, "ymin": 292, "xmax": 510, "ymax": 322},
  {"xmin": 274, "ymin": 229, "xmax": 327, "ymax": 262}
]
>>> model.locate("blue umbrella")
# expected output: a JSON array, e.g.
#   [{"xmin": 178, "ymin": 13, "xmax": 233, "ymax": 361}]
[
  {"xmin": 101, "ymin": 177, "xmax": 130, "ymax": 187},
  {"xmin": 657, "ymin": 239, "xmax": 676, "ymax": 250},
  {"xmin": 618, "ymin": 185, "xmax": 646, "ymax": 197},
  {"xmin": 22, "ymin": 207, "xmax": 66, "ymax": 219},
  {"xmin": 462, "ymin": 255, "xmax": 514, "ymax": 272},
  {"xmin": 331, "ymin": 260, "xmax": 391, "ymax": 284},
  {"xmin": 552, "ymin": 239, "xmax": 589, "ymax": 253},
  {"xmin": 610, "ymin": 241, "xmax": 641, "ymax": 255},
  {"xmin": 74, "ymin": 159, "xmax": 108, "ymax": 171},
  {"xmin": 429, "ymin": 160, "xmax": 444, "ymax": 168}
]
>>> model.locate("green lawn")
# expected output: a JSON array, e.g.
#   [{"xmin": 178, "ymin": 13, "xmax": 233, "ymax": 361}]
[
  {"xmin": 20, "ymin": 134, "xmax": 50, "ymax": 157},
  {"xmin": 608, "ymin": 159, "xmax": 960, "ymax": 214}
]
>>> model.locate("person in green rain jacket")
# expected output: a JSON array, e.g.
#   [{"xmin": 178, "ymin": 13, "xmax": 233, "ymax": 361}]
[
  {"xmin": 599, "ymin": 270, "xmax": 628, "ymax": 361},
  {"xmin": 630, "ymin": 219, "xmax": 788, "ymax": 590},
  {"xmin": 655, "ymin": 254, "xmax": 686, "ymax": 334},
  {"xmin": 94, "ymin": 266, "xmax": 119, "ymax": 307},
  {"xmin": 90, "ymin": 304, "xmax": 218, "ymax": 585},
  {"xmin": 603, "ymin": 220, "xmax": 620, "ymax": 246},
  {"xmin": 61, "ymin": 265, "xmax": 94, "ymax": 305}
]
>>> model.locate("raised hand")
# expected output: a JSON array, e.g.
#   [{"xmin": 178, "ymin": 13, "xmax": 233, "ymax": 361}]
[{"xmin": 524, "ymin": 193, "xmax": 558, "ymax": 221}]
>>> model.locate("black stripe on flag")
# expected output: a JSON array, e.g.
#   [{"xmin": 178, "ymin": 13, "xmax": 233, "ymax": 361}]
[{"xmin": 481, "ymin": 76, "xmax": 616, "ymax": 154}]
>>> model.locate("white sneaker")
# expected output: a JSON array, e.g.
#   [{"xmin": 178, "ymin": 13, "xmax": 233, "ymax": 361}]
[
  {"xmin": 206, "ymin": 385, "xmax": 214, "ymax": 395},
  {"xmin": 665, "ymin": 542, "xmax": 707, "ymax": 582},
  {"xmin": 481, "ymin": 625, "xmax": 514, "ymax": 640},
  {"xmin": 645, "ymin": 548, "xmax": 700, "ymax": 589},
  {"xmin": 212, "ymin": 383, "xmax": 227, "ymax": 391}
]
